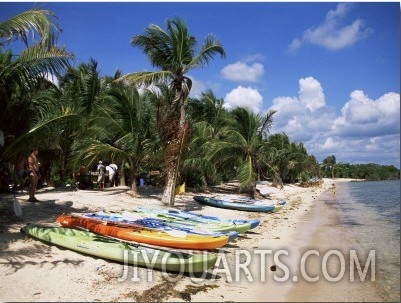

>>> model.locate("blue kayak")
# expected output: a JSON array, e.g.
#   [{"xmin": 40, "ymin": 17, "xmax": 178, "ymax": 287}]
[
  {"xmin": 193, "ymin": 196, "xmax": 277, "ymax": 212},
  {"xmin": 211, "ymin": 196, "xmax": 286, "ymax": 213}
]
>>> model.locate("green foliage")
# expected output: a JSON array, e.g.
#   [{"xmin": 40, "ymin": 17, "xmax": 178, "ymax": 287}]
[
  {"xmin": 333, "ymin": 163, "xmax": 399, "ymax": 180},
  {"xmin": 1, "ymin": 8, "xmax": 399, "ymax": 195}
]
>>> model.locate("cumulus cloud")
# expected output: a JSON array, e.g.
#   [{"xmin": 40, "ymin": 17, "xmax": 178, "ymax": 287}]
[
  {"xmin": 221, "ymin": 61, "xmax": 264, "ymax": 82},
  {"xmin": 332, "ymin": 90, "xmax": 400, "ymax": 137},
  {"xmin": 298, "ymin": 77, "xmax": 326, "ymax": 111},
  {"xmin": 223, "ymin": 86, "xmax": 263, "ymax": 114},
  {"xmin": 289, "ymin": 3, "xmax": 372, "ymax": 52},
  {"xmin": 267, "ymin": 77, "xmax": 400, "ymax": 166},
  {"xmin": 269, "ymin": 76, "xmax": 334, "ymax": 142}
]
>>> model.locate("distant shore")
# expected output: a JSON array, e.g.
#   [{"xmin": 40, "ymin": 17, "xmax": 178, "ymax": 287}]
[{"xmin": 1, "ymin": 177, "xmax": 385, "ymax": 302}]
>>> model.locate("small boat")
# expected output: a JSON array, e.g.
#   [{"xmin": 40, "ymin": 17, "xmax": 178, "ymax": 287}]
[
  {"xmin": 81, "ymin": 211, "xmax": 239, "ymax": 243},
  {"xmin": 21, "ymin": 223, "xmax": 217, "ymax": 273},
  {"xmin": 193, "ymin": 195, "xmax": 278, "ymax": 212},
  {"xmin": 56, "ymin": 214, "xmax": 230, "ymax": 250}
]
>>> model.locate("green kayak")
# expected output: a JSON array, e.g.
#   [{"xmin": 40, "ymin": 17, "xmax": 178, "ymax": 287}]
[{"xmin": 21, "ymin": 223, "xmax": 218, "ymax": 274}]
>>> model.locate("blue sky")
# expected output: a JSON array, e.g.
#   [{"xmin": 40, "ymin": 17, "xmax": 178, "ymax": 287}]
[{"xmin": 1, "ymin": 1, "xmax": 400, "ymax": 168}]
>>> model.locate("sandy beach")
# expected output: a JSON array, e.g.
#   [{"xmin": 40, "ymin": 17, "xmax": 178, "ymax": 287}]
[{"xmin": 0, "ymin": 178, "xmax": 384, "ymax": 302}]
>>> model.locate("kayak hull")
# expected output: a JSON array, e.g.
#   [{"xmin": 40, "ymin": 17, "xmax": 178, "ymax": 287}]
[
  {"xmin": 21, "ymin": 223, "xmax": 217, "ymax": 273},
  {"xmin": 193, "ymin": 196, "xmax": 276, "ymax": 212}
]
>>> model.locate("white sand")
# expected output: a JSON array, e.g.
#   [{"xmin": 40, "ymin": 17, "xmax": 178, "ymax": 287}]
[{"xmin": 0, "ymin": 178, "xmax": 383, "ymax": 302}]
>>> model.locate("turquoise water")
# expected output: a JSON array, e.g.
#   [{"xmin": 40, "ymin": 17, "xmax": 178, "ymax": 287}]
[{"xmin": 335, "ymin": 180, "xmax": 400, "ymax": 302}]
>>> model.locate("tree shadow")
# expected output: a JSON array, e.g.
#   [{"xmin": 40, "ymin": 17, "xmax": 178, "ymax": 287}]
[{"xmin": 0, "ymin": 190, "xmax": 101, "ymax": 274}]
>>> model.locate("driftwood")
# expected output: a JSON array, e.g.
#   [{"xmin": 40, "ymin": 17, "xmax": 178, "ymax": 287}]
[{"xmin": 299, "ymin": 179, "xmax": 324, "ymax": 188}]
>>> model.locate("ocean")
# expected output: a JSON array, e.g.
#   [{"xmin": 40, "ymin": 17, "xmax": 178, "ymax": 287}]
[{"xmin": 335, "ymin": 180, "xmax": 400, "ymax": 302}]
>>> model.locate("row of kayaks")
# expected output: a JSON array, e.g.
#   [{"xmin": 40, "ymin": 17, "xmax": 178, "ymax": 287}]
[
  {"xmin": 21, "ymin": 196, "xmax": 286, "ymax": 274},
  {"xmin": 22, "ymin": 223, "xmax": 218, "ymax": 274}
]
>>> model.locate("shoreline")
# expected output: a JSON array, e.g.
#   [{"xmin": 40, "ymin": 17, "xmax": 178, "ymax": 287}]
[
  {"xmin": 0, "ymin": 178, "xmax": 382, "ymax": 302},
  {"xmin": 283, "ymin": 188, "xmax": 383, "ymax": 302}
]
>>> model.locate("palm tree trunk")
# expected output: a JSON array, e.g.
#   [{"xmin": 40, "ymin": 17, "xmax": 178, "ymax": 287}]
[
  {"xmin": 161, "ymin": 92, "xmax": 188, "ymax": 206},
  {"xmin": 161, "ymin": 162, "xmax": 177, "ymax": 205},
  {"xmin": 119, "ymin": 160, "xmax": 126, "ymax": 187},
  {"xmin": 161, "ymin": 129, "xmax": 183, "ymax": 205},
  {"xmin": 128, "ymin": 159, "xmax": 138, "ymax": 195}
]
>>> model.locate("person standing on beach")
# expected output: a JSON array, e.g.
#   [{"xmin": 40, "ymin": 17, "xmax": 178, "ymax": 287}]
[
  {"xmin": 97, "ymin": 161, "xmax": 105, "ymax": 189},
  {"xmin": 27, "ymin": 148, "xmax": 40, "ymax": 202}
]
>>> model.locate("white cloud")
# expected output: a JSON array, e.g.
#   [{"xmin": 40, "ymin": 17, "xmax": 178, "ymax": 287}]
[
  {"xmin": 298, "ymin": 77, "xmax": 326, "ymax": 112},
  {"xmin": 269, "ymin": 77, "xmax": 334, "ymax": 142},
  {"xmin": 223, "ymin": 86, "xmax": 263, "ymax": 114},
  {"xmin": 332, "ymin": 90, "xmax": 400, "ymax": 137},
  {"xmin": 188, "ymin": 76, "xmax": 221, "ymax": 99},
  {"xmin": 221, "ymin": 61, "xmax": 264, "ymax": 82},
  {"xmin": 267, "ymin": 77, "xmax": 400, "ymax": 166},
  {"xmin": 189, "ymin": 77, "xmax": 206, "ymax": 99},
  {"xmin": 289, "ymin": 3, "xmax": 372, "ymax": 52}
]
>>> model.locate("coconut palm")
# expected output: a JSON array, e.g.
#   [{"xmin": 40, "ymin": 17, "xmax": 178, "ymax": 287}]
[
  {"xmin": 265, "ymin": 132, "xmax": 294, "ymax": 186},
  {"xmin": 182, "ymin": 90, "xmax": 234, "ymax": 189},
  {"xmin": 0, "ymin": 8, "xmax": 73, "ymax": 157},
  {"xmin": 322, "ymin": 155, "xmax": 337, "ymax": 178},
  {"xmin": 187, "ymin": 90, "xmax": 228, "ymax": 128},
  {"xmin": 266, "ymin": 132, "xmax": 313, "ymax": 184},
  {"xmin": 205, "ymin": 107, "xmax": 277, "ymax": 198},
  {"xmin": 120, "ymin": 18, "xmax": 225, "ymax": 205},
  {"xmin": 70, "ymin": 83, "xmax": 159, "ymax": 195},
  {"xmin": 286, "ymin": 141, "xmax": 309, "ymax": 182}
]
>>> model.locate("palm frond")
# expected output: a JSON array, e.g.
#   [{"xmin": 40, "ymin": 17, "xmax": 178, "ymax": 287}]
[
  {"xmin": 187, "ymin": 35, "xmax": 226, "ymax": 70},
  {"xmin": 18, "ymin": 44, "xmax": 74, "ymax": 77},
  {"xmin": 117, "ymin": 70, "xmax": 172, "ymax": 87},
  {"xmin": 0, "ymin": 8, "xmax": 61, "ymax": 48},
  {"xmin": 238, "ymin": 156, "xmax": 255, "ymax": 192}
]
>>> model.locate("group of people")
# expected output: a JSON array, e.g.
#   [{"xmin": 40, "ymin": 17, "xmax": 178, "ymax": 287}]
[
  {"xmin": 3, "ymin": 149, "xmax": 120, "ymax": 201},
  {"xmin": 96, "ymin": 160, "xmax": 119, "ymax": 189}
]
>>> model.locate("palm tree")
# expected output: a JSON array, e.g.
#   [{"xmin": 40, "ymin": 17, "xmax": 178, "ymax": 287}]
[
  {"xmin": 187, "ymin": 90, "xmax": 228, "ymax": 128},
  {"xmin": 181, "ymin": 91, "xmax": 231, "ymax": 189},
  {"xmin": 205, "ymin": 107, "xmax": 277, "ymax": 198},
  {"xmin": 322, "ymin": 155, "xmax": 337, "ymax": 178},
  {"xmin": 70, "ymin": 83, "xmax": 159, "ymax": 195},
  {"xmin": 266, "ymin": 132, "xmax": 306, "ymax": 185},
  {"xmin": 286, "ymin": 141, "xmax": 309, "ymax": 182},
  {"xmin": 120, "ymin": 18, "xmax": 226, "ymax": 205},
  {"xmin": 0, "ymin": 8, "xmax": 73, "ymax": 157}
]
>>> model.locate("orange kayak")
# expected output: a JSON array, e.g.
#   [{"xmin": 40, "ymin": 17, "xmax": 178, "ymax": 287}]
[{"xmin": 56, "ymin": 214, "xmax": 229, "ymax": 250}]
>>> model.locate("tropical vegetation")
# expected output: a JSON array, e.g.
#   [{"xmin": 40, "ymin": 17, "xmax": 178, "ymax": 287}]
[{"xmin": 0, "ymin": 9, "xmax": 399, "ymax": 201}]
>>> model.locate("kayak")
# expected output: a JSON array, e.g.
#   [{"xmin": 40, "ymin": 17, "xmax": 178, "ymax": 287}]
[
  {"xmin": 211, "ymin": 195, "xmax": 286, "ymax": 213},
  {"xmin": 193, "ymin": 195, "xmax": 277, "ymax": 212},
  {"xmin": 271, "ymin": 201, "xmax": 286, "ymax": 213},
  {"xmin": 132, "ymin": 207, "xmax": 259, "ymax": 234},
  {"xmin": 81, "ymin": 211, "xmax": 239, "ymax": 242},
  {"xmin": 21, "ymin": 223, "xmax": 217, "ymax": 273},
  {"xmin": 56, "ymin": 214, "xmax": 230, "ymax": 250}
]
